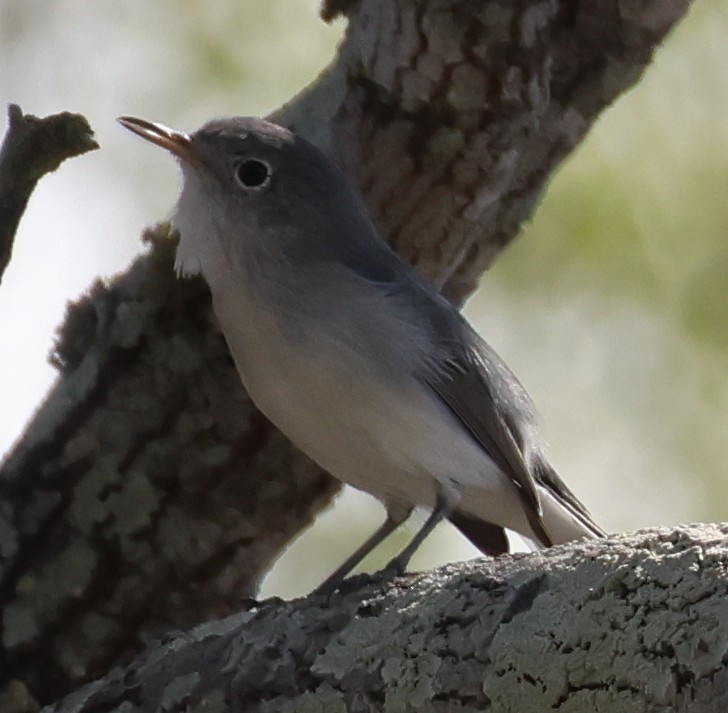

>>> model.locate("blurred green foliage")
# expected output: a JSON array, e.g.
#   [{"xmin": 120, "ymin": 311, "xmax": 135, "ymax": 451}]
[
  {"xmin": 472, "ymin": 1, "xmax": 728, "ymax": 526},
  {"xmin": 499, "ymin": 3, "xmax": 728, "ymax": 322}
]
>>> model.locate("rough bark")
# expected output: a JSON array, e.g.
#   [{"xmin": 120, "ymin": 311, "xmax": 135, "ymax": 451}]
[
  {"xmin": 0, "ymin": 0, "xmax": 693, "ymax": 710},
  {"xmin": 41, "ymin": 525, "xmax": 728, "ymax": 713}
]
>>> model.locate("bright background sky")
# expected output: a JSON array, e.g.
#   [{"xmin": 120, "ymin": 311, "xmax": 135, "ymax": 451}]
[{"xmin": 1, "ymin": 2, "xmax": 726, "ymax": 597}]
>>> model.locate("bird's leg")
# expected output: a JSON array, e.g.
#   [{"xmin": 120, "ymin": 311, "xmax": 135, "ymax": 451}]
[
  {"xmin": 314, "ymin": 507, "xmax": 412, "ymax": 596},
  {"xmin": 382, "ymin": 489, "xmax": 456, "ymax": 577}
]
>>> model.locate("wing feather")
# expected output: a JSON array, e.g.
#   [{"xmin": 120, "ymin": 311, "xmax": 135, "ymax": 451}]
[{"xmin": 410, "ymin": 286, "xmax": 602, "ymax": 542}]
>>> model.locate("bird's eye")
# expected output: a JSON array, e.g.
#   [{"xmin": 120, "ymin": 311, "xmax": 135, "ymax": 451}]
[{"xmin": 235, "ymin": 159, "xmax": 271, "ymax": 189}]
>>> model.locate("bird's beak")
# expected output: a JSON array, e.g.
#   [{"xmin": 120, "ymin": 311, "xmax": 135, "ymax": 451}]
[{"xmin": 117, "ymin": 116, "xmax": 195, "ymax": 163}]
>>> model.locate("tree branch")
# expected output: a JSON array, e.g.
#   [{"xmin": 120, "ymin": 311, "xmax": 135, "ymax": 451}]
[
  {"xmin": 0, "ymin": 105, "xmax": 98, "ymax": 284},
  {"xmin": 0, "ymin": 0, "xmax": 693, "ymax": 708},
  {"xmin": 42, "ymin": 525, "xmax": 728, "ymax": 712},
  {"xmin": 277, "ymin": 0, "xmax": 691, "ymax": 298}
]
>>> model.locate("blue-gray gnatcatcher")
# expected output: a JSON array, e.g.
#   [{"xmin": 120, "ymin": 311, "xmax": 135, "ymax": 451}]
[{"xmin": 119, "ymin": 115, "xmax": 604, "ymax": 593}]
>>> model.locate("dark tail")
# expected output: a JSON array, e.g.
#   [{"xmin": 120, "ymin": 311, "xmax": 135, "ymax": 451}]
[{"xmin": 449, "ymin": 510, "xmax": 509, "ymax": 556}]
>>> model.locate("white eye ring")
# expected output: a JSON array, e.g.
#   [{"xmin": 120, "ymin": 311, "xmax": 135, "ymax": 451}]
[{"xmin": 235, "ymin": 158, "xmax": 271, "ymax": 190}]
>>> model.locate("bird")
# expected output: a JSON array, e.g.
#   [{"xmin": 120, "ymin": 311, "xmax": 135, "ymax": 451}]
[{"xmin": 119, "ymin": 115, "xmax": 605, "ymax": 593}]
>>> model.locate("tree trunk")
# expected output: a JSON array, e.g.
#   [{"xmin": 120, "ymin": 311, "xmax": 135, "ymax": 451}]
[{"xmin": 0, "ymin": 1, "xmax": 694, "ymax": 710}]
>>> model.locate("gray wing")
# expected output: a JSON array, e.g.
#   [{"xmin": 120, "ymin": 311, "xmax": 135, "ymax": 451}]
[
  {"xmin": 408, "ymin": 284, "xmax": 602, "ymax": 543},
  {"xmin": 422, "ymin": 321, "xmax": 551, "ymax": 542},
  {"xmin": 342, "ymin": 248, "xmax": 547, "ymax": 528}
]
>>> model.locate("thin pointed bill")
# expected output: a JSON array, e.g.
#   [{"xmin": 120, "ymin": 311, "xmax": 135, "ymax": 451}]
[{"xmin": 117, "ymin": 116, "xmax": 195, "ymax": 163}]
